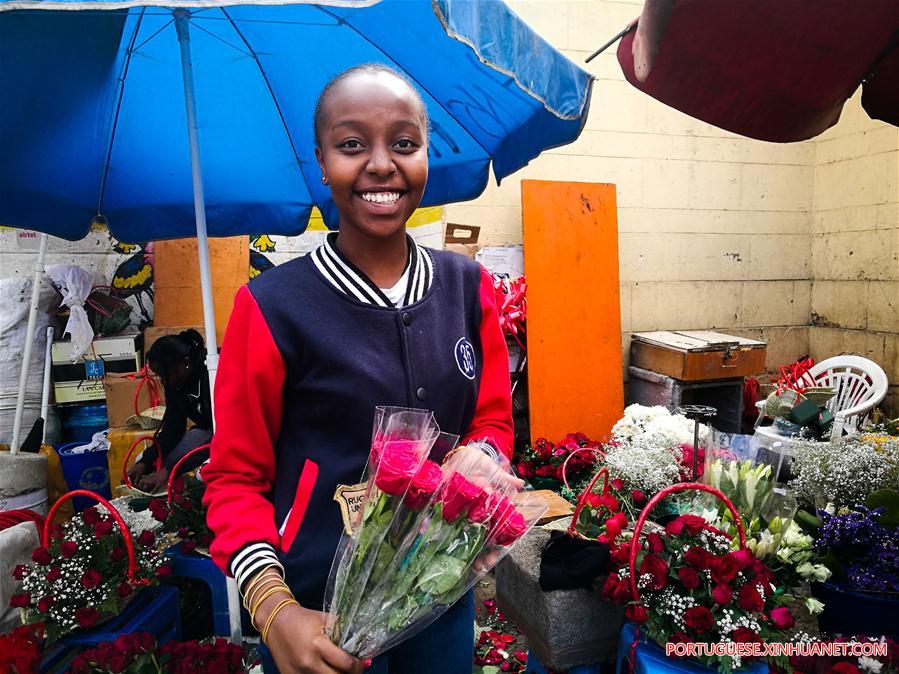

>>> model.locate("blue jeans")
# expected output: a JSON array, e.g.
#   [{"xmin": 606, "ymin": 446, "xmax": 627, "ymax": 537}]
[{"xmin": 260, "ymin": 591, "xmax": 474, "ymax": 674}]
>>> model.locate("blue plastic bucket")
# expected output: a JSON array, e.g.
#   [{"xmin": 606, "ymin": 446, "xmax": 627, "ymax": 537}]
[
  {"xmin": 61, "ymin": 404, "xmax": 109, "ymax": 444},
  {"xmin": 56, "ymin": 441, "xmax": 111, "ymax": 511}
]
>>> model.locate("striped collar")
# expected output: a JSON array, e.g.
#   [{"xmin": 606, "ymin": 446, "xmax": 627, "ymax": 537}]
[{"xmin": 311, "ymin": 233, "xmax": 433, "ymax": 307}]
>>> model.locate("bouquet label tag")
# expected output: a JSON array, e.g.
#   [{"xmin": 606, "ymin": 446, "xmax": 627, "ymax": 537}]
[{"xmin": 333, "ymin": 483, "xmax": 367, "ymax": 535}]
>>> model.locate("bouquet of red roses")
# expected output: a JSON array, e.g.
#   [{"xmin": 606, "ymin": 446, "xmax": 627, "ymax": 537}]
[
  {"xmin": 0, "ymin": 624, "xmax": 42, "ymax": 674},
  {"xmin": 69, "ymin": 633, "xmax": 250, "ymax": 673},
  {"xmin": 604, "ymin": 508, "xmax": 794, "ymax": 674},
  {"xmin": 514, "ymin": 432, "xmax": 600, "ymax": 486},
  {"xmin": 324, "ymin": 407, "xmax": 545, "ymax": 659}
]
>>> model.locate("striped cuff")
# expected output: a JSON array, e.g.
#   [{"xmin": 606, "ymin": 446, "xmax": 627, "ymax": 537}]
[{"xmin": 229, "ymin": 542, "xmax": 284, "ymax": 594}]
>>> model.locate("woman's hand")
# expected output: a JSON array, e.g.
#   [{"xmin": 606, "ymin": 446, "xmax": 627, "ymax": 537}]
[
  {"xmin": 136, "ymin": 468, "xmax": 169, "ymax": 494},
  {"xmin": 127, "ymin": 462, "xmax": 147, "ymax": 484},
  {"xmin": 264, "ymin": 602, "xmax": 365, "ymax": 674},
  {"xmin": 448, "ymin": 445, "xmax": 525, "ymax": 492}
]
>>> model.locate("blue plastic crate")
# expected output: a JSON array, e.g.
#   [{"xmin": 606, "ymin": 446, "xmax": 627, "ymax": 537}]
[
  {"xmin": 165, "ymin": 543, "xmax": 234, "ymax": 637},
  {"xmin": 615, "ymin": 623, "xmax": 768, "ymax": 674},
  {"xmin": 56, "ymin": 585, "xmax": 181, "ymax": 648}
]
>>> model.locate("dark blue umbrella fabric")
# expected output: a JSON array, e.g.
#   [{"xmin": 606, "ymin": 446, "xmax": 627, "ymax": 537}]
[{"xmin": 0, "ymin": 0, "xmax": 593, "ymax": 242}]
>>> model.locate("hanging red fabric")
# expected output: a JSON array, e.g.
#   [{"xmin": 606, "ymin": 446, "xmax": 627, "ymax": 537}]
[{"xmin": 493, "ymin": 275, "xmax": 527, "ymax": 351}]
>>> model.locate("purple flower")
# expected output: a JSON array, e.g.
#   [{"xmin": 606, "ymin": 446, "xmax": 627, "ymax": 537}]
[{"xmin": 816, "ymin": 506, "xmax": 899, "ymax": 593}]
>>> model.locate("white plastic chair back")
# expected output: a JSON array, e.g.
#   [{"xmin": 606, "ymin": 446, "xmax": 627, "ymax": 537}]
[{"xmin": 796, "ymin": 355, "xmax": 888, "ymax": 436}]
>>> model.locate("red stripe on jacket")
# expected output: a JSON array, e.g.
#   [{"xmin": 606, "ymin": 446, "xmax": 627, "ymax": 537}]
[
  {"xmin": 461, "ymin": 267, "xmax": 514, "ymax": 459},
  {"xmin": 202, "ymin": 286, "xmax": 285, "ymax": 577}
]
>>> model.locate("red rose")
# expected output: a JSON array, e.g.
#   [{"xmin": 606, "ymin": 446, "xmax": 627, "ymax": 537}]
[
  {"xmin": 492, "ymin": 509, "xmax": 528, "ymax": 546},
  {"xmin": 60, "ymin": 541, "xmax": 78, "ymax": 558},
  {"xmin": 829, "ymin": 664, "xmax": 861, "ymax": 674},
  {"xmin": 110, "ymin": 546, "xmax": 126, "ymax": 564},
  {"xmin": 602, "ymin": 574, "xmax": 620, "ymax": 600},
  {"xmin": 613, "ymin": 577, "xmax": 635, "ymax": 603},
  {"xmin": 12, "ymin": 564, "xmax": 28, "ymax": 580},
  {"xmin": 117, "ymin": 581, "xmax": 133, "ymax": 598},
  {"xmin": 711, "ymin": 584, "xmax": 733, "ymax": 605},
  {"xmin": 374, "ymin": 443, "xmax": 421, "ymax": 497},
  {"xmin": 107, "ymin": 650, "xmax": 132, "ymax": 673},
  {"xmin": 441, "ymin": 472, "xmax": 482, "ymax": 523},
  {"xmin": 81, "ymin": 569, "xmax": 103, "ymax": 589},
  {"xmin": 37, "ymin": 595, "xmax": 55, "ymax": 612},
  {"xmin": 182, "ymin": 540, "xmax": 198, "ymax": 553},
  {"xmin": 82, "ymin": 507, "xmax": 101, "ymax": 525},
  {"xmin": 611, "ymin": 543, "xmax": 630, "ymax": 565},
  {"xmin": 685, "ymin": 546, "xmax": 710, "ymax": 570},
  {"xmin": 639, "ymin": 553, "xmax": 669, "ymax": 591},
  {"xmin": 46, "ymin": 566, "xmax": 62, "ymax": 583},
  {"xmin": 750, "ymin": 560, "xmax": 776, "ymax": 595},
  {"xmin": 31, "ymin": 547, "xmax": 51, "ymax": 566},
  {"xmin": 75, "ymin": 607, "xmax": 101, "ymax": 627},
  {"xmin": 598, "ymin": 493, "xmax": 620, "ymax": 512},
  {"xmin": 709, "ymin": 554, "xmax": 740, "ymax": 584},
  {"xmin": 646, "ymin": 532, "xmax": 664, "ymax": 553},
  {"xmin": 625, "ymin": 603, "xmax": 650, "ymax": 624},
  {"xmin": 677, "ymin": 567, "xmax": 701, "ymax": 590},
  {"xmin": 585, "ymin": 492, "xmax": 601, "ymax": 508},
  {"xmin": 10, "ymin": 592, "xmax": 30, "ymax": 608},
  {"xmin": 516, "ymin": 462, "xmax": 534, "ymax": 479},
  {"xmin": 93, "ymin": 520, "xmax": 114, "ymax": 538},
  {"xmin": 737, "ymin": 584, "xmax": 765, "ymax": 613},
  {"xmin": 769, "ymin": 607, "xmax": 795, "ymax": 629},
  {"xmin": 683, "ymin": 606, "xmax": 714, "ymax": 633},
  {"xmin": 666, "ymin": 514, "xmax": 706, "ymax": 537},
  {"xmin": 177, "ymin": 527, "xmax": 190, "ymax": 539},
  {"xmin": 404, "ymin": 460, "xmax": 444, "ymax": 510},
  {"xmin": 631, "ymin": 489, "xmax": 645, "ymax": 505},
  {"xmin": 467, "ymin": 490, "xmax": 492, "ymax": 525},
  {"xmin": 137, "ymin": 530, "xmax": 156, "ymax": 547},
  {"xmin": 535, "ymin": 465, "xmax": 555, "ymax": 478},
  {"xmin": 731, "ymin": 627, "xmax": 763, "ymax": 644},
  {"xmin": 729, "ymin": 549, "xmax": 754, "ymax": 571},
  {"xmin": 669, "ymin": 631, "xmax": 690, "ymax": 645},
  {"xmin": 156, "ymin": 564, "xmax": 173, "ymax": 579},
  {"xmin": 605, "ymin": 513, "xmax": 628, "ymax": 540},
  {"xmin": 611, "ymin": 478, "xmax": 625, "ymax": 491}
]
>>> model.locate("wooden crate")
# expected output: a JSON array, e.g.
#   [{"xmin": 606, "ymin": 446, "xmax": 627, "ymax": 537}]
[{"xmin": 630, "ymin": 331, "xmax": 766, "ymax": 381}]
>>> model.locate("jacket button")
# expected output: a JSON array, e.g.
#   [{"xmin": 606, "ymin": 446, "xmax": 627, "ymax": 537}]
[
  {"xmin": 402, "ymin": 312, "xmax": 412, "ymax": 326},
  {"xmin": 416, "ymin": 387, "xmax": 428, "ymax": 401}
]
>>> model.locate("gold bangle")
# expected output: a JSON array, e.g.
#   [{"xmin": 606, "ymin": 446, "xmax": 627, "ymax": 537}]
[
  {"xmin": 245, "ymin": 577, "xmax": 287, "ymax": 611},
  {"xmin": 242, "ymin": 568, "xmax": 283, "ymax": 609},
  {"xmin": 262, "ymin": 598, "xmax": 299, "ymax": 645},
  {"xmin": 250, "ymin": 586, "xmax": 292, "ymax": 628}
]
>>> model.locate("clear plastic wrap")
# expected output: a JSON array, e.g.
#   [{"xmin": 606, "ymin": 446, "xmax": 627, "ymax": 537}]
[{"xmin": 323, "ymin": 408, "xmax": 546, "ymax": 659}]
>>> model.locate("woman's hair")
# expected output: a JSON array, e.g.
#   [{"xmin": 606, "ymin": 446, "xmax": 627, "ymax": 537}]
[
  {"xmin": 313, "ymin": 63, "xmax": 429, "ymax": 148},
  {"xmin": 146, "ymin": 329, "xmax": 205, "ymax": 374}
]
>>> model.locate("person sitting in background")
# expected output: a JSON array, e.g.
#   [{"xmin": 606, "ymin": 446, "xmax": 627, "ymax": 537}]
[{"xmin": 127, "ymin": 329, "xmax": 212, "ymax": 493}]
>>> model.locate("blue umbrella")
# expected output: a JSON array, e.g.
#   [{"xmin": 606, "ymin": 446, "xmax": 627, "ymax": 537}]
[{"xmin": 1, "ymin": 0, "xmax": 592, "ymax": 638}]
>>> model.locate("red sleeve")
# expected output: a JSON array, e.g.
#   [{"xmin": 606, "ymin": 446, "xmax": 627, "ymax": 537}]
[
  {"xmin": 461, "ymin": 266, "xmax": 514, "ymax": 459},
  {"xmin": 202, "ymin": 286, "xmax": 286, "ymax": 591}
]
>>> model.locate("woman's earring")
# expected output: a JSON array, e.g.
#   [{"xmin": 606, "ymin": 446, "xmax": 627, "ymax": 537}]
[{"xmin": 321, "ymin": 176, "xmax": 328, "ymax": 184}]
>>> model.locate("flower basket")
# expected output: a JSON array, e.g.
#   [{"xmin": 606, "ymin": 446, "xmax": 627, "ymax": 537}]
[
  {"xmin": 164, "ymin": 444, "xmax": 212, "ymax": 557},
  {"xmin": 120, "ymin": 435, "xmax": 165, "ymax": 497},
  {"xmin": 811, "ymin": 581, "xmax": 899, "ymax": 638}
]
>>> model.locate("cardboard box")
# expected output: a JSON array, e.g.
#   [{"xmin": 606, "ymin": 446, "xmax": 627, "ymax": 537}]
[
  {"xmin": 143, "ymin": 326, "xmax": 205, "ymax": 357},
  {"xmin": 103, "ymin": 372, "xmax": 166, "ymax": 428},
  {"xmin": 51, "ymin": 334, "xmax": 142, "ymax": 404},
  {"xmin": 629, "ymin": 330, "xmax": 767, "ymax": 381}
]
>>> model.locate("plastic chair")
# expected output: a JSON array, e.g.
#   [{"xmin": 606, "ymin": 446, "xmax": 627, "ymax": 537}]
[{"xmin": 754, "ymin": 355, "xmax": 888, "ymax": 440}]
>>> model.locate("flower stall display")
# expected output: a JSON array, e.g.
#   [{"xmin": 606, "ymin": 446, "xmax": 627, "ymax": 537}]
[
  {"xmin": 324, "ymin": 407, "xmax": 546, "ymax": 658},
  {"xmin": 514, "ymin": 432, "xmax": 601, "ymax": 491},
  {"xmin": 69, "ymin": 633, "xmax": 251, "ymax": 673},
  {"xmin": 11, "ymin": 491, "xmax": 168, "ymax": 643},
  {"xmin": 147, "ymin": 472, "xmax": 214, "ymax": 555},
  {"xmin": 605, "ymin": 484, "xmax": 794, "ymax": 674}
]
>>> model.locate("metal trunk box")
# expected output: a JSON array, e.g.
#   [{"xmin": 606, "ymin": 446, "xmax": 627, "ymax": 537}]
[{"xmin": 629, "ymin": 330, "xmax": 766, "ymax": 381}]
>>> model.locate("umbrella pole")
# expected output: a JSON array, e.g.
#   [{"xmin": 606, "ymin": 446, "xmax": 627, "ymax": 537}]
[
  {"xmin": 175, "ymin": 10, "xmax": 242, "ymax": 644},
  {"xmin": 11, "ymin": 232, "xmax": 48, "ymax": 453}
]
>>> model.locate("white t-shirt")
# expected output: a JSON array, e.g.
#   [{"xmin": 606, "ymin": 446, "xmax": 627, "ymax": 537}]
[{"xmin": 380, "ymin": 265, "xmax": 411, "ymax": 308}]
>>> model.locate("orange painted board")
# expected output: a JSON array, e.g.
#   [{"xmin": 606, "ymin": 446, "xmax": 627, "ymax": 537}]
[
  {"xmin": 152, "ymin": 236, "xmax": 248, "ymax": 347},
  {"xmin": 522, "ymin": 180, "xmax": 624, "ymax": 443}
]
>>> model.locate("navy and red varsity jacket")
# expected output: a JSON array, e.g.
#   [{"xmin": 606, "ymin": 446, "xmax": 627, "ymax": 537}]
[{"xmin": 202, "ymin": 234, "xmax": 513, "ymax": 609}]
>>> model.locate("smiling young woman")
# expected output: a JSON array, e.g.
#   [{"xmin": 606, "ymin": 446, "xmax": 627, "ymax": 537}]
[{"xmin": 202, "ymin": 64, "xmax": 516, "ymax": 674}]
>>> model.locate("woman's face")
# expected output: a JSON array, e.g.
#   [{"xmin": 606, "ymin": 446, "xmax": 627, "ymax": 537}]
[
  {"xmin": 315, "ymin": 72, "xmax": 428, "ymax": 239},
  {"xmin": 150, "ymin": 357, "xmax": 190, "ymax": 389}
]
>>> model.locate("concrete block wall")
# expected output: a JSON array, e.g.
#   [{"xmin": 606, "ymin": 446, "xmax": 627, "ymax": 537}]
[
  {"xmin": 445, "ymin": 0, "xmax": 817, "ymax": 382},
  {"xmin": 810, "ymin": 99, "xmax": 899, "ymax": 414},
  {"xmin": 444, "ymin": 0, "xmax": 899, "ymax": 415}
]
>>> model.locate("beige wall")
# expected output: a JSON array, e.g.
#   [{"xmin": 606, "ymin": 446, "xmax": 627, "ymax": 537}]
[
  {"xmin": 443, "ymin": 0, "xmax": 898, "ymax": 415},
  {"xmin": 810, "ymin": 99, "xmax": 899, "ymax": 414}
]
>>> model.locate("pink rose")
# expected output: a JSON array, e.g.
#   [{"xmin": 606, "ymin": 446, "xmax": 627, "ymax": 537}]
[
  {"xmin": 729, "ymin": 549, "xmax": 754, "ymax": 571},
  {"xmin": 441, "ymin": 473, "xmax": 482, "ymax": 523},
  {"xmin": 769, "ymin": 607, "xmax": 795, "ymax": 629},
  {"xmin": 404, "ymin": 460, "xmax": 443, "ymax": 510},
  {"xmin": 374, "ymin": 444, "xmax": 420, "ymax": 497}
]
